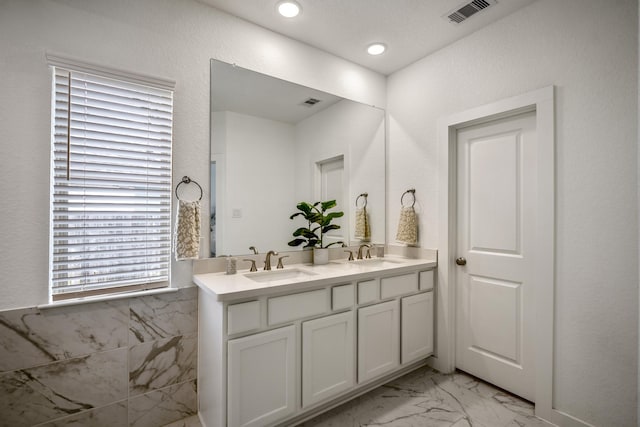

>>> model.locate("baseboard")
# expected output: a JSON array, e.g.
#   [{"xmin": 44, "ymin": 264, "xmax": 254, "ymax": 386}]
[{"xmin": 550, "ymin": 409, "xmax": 597, "ymax": 427}]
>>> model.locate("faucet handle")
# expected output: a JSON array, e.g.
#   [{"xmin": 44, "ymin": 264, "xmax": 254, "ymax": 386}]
[
  {"xmin": 277, "ymin": 255, "xmax": 289, "ymax": 269},
  {"xmin": 344, "ymin": 250, "xmax": 354, "ymax": 261},
  {"xmin": 249, "ymin": 246, "xmax": 258, "ymax": 254},
  {"xmin": 243, "ymin": 259, "xmax": 257, "ymax": 272}
]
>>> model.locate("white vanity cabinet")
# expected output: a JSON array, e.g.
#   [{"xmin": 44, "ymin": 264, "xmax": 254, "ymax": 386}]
[
  {"xmin": 401, "ymin": 291, "xmax": 434, "ymax": 364},
  {"xmin": 195, "ymin": 258, "xmax": 436, "ymax": 427},
  {"xmin": 357, "ymin": 299, "xmax": 400, "ymax": 383},
  {"xmin": 302, "ymin": 311, "xmax": 355, "ymax": 407},
  {"xmin": 227, "ymin": 326, "xmax": 296, "ymax": 427}
]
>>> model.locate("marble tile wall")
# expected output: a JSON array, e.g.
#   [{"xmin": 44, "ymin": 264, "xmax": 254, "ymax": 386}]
[{"xmin": 0, "ymin": 287, "xmax": 198, "ymax": 427}]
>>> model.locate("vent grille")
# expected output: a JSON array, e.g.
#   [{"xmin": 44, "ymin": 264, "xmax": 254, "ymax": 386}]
[
  {"xmin": 301, "ymin": 97, "xmax": 321, "ymax": 107},
  {"xmin": 446, "ymin": 0, "xmax": 495, "ymax": 24}
]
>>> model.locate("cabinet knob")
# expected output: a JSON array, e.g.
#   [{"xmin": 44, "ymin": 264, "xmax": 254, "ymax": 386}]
[{"xmin": 455, "ymin": 257, "xmax": 467, "ymax": 266}]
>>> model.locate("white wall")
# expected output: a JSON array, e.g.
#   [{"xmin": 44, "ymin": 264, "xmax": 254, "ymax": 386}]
[
  {"xmin": 216, "ymin": 111, "xmax": 296, "ymax": 256},
  {"xmin": 387, "ymin": 0, "xmax": 638, "ymax": 425},
  {"xmin": 294, "ymin": 99, "xmax": 386, "ymax": 246},
  {"xmin": 0, "ymin": 0, "xmax": 385, "ymax": 310}
]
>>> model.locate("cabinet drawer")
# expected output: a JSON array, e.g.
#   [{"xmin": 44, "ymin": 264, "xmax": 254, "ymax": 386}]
[
  {"xmin": 358, "ymin": 280, "xmax": 378, "ymax": 304},
  {"xmin": 419, "ymin": 270, "xmax": 434, "ymax": 291},
  {"xmin": 380, "ymin": 273, "xmax": 418, "ymax": 299},
  {"xmin": 268, "ymin": 289, "xmax": 328, "ymax": 325},
  {"xmin": 332, "ymin": 284, "xmax": 354, "ymax": 310},
  {"xmin": 227, "ymin": 301, "xmax": 261, "ymax": 335}
]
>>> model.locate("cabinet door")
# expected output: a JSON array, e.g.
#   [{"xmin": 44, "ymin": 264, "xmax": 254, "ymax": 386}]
[
  {"xmin": 227, "ymin": 325, "xmax": 296, "ymax": 427},
  {"xmin": 358, "ymin": 300, "xmax": 400, "ymax": 383},
  {"xmin": 302, "ymin": 311, "xmax": 355, "ymax": 407},
  {"xmin": 401, "ymin": 291, "xmax": 434, "ymax": 364}
]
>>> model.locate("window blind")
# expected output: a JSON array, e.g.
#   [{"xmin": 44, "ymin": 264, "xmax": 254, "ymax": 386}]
[{"xmin": 50, "ymin": 67, "xmax": 173, "ymax": 300}]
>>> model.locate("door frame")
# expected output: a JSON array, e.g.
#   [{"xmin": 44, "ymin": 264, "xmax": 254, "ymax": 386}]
[{"xmin": 436, "ymin": 86, "xmax": 555, "ymax": 421}]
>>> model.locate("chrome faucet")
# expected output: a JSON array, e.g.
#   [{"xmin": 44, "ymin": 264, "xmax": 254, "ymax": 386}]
[
  {"xmin": 264, "ymin": 250, "xmax": 278, "ymax": 271},
  {"xmin": 357, "ymin": 244, "xmax": 371, "ymax": 260}
]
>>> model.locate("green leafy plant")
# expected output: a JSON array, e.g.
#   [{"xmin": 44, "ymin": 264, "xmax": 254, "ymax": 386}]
[{"xmin": 288, "ymin": 200, "xmax": 344, "ymax": 249}]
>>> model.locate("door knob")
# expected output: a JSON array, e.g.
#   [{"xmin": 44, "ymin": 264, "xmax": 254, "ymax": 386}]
[{"xmin": 455, "ymin": 257, "xmax": 467, "ymax": 266}]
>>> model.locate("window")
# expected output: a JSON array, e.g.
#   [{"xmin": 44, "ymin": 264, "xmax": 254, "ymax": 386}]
[{"xmin": 49, "ymin": 60, "xmax": 174, "ymax": 301}]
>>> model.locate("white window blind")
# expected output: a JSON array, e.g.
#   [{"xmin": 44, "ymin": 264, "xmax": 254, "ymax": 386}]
[{"xmin": 50, "ymin": 66, "xmax": 173, "ymax": 300}]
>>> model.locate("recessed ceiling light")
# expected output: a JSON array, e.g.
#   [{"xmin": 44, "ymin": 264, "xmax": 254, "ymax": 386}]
[
  {"xmin": 367, "ymin": 43, "xmax": 386, "ymax": 56},
  {"xmin": 277, "ymin": 1, "xmax": 301, "ymax": 18}
]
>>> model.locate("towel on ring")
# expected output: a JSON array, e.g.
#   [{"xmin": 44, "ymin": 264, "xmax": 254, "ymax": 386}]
[
  {"xmin": 395, "ymin": 206, "xmax": 418, "ymax": 245},
  {"xmin": 354, "ymin": 207, "xmax": 371, "ymax": 241},
  {"xmin": 174, "ymin": 199, "xmax": 201, "ymax": 260}
]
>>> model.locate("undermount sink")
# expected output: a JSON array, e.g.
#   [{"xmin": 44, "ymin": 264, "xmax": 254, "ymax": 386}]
[
  {"xmin": 328, "ymin": 257, "xmax": 406, "ymax": 269},
  {"xmin": 351, "ymin": 258, "xmax": 406, "ymax": 267},
  {"xmin": 244, "ymin": 268, "xmax": 318, "ymax": 283}
]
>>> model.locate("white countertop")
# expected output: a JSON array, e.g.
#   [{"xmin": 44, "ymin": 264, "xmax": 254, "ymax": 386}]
[{"xmin": 193, "ymin": 255, "xmax": 437, "ymax": 302}]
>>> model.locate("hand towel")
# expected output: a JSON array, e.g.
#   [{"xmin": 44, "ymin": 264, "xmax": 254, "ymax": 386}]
[
  {"xmin": 174, "ymin": 199, "xmax": 201, "ymax": 260},
  {"xmin": 354, "ymin": 207, "xmax": 371, "ymax": 241},
  {"xmin": 395, "ymin": 206, "xmax": 418, "ymax": 245}
]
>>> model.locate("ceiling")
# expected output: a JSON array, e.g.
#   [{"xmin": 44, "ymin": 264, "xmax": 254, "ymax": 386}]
[
  {"xmin": 199, "ymin": 0, "xmax": 536, "ymax": 75},
  {"xmin": 211, "ymin": 59, "xmax": 344, "ymax": 124}
]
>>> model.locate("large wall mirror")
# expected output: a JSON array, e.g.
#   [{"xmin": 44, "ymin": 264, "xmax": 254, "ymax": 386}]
[{"xmin": 209, "ymin": 59, "xmax": 385, "ymax": 257}]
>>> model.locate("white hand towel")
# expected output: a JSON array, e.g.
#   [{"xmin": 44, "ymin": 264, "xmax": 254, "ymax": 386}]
[
  {"xmin": 174, "ymin": 199, "xmax": 201, "ymax": 260},
  {"xmin": 395, "ymin": 206, "xmax": 418, "ymax": 245},
  {"xmin": 354, "ymin": 207, "xmax": 371, "ymax": 241}
]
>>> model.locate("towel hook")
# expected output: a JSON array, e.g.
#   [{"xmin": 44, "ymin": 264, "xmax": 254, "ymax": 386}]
[
  {"xmin": 356, "ymin": 193, "xmax": 368, "ymax": 208},
  {"xmin": 175, "ymin": 176, "xmax": 203, "ymax": 201},
  {"xmin": 400, "ymin": 189, "xmax": 416, "ymax": 208}
]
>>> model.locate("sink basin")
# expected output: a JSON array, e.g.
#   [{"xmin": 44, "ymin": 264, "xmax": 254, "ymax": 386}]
[
  {"xmin": 328, "ymin": 257, "xmax": 406, "ymax": 269},
  {"xmin": 351, "ymin": 258, "xmax": 406, "ymax": 267},
  {"xmin": 244, "ymin": 268, "xmax": 318, "ymax": 283}
]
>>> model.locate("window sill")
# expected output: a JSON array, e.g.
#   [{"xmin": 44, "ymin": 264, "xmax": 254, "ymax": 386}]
[{"xmin": 37, "ymin": 287, "xmax": 179, "ymax": 309}]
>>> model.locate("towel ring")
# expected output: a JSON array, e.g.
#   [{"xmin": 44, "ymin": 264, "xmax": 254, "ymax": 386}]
[
  {"xmin": 175, "ymin": 176, "xmax": 203, "ymax": 201},
  {"xmin": 400, "ymin": 189, "xmax": 416, "ymax": 208},
  {"xmin": 356, "ymin": 193, "xmax": 368, "ymax": 208}
]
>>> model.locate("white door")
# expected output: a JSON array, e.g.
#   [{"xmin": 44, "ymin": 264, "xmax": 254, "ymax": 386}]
[
  {"xmin": 302, "ymin": 311, "xmax": 355, "ymax": 407},
  {"xmin": 227, "ymin": 326, "xmax": 296, "ymax": 427},
  {"xmin": 401, "ymin": 291, "xmax": 434, "ymax": 364},
  {"xmin": 358, "ymin": 300, "xmax": 399, "ymax": 383},
  {"xmin": 318, "ymin": 157, "xmax": 347, "ymax": 246},
  {"xmin": 455, "ymin": 111, "xmax": 536, "ymax": 401}
]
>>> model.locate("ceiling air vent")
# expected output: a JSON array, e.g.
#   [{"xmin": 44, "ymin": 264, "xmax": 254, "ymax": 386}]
[
  {"xmin": 445, "ymin": 0, "xmax": 496, "ymax": 24},
  {"xmin": 301, "ymin": 97, "xmax": 322, "ymax": 107}
]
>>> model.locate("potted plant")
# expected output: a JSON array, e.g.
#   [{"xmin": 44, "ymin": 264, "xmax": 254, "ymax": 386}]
[{"xmin": 288, "ymin": 200, "xmax": 344, "ymax": 264}]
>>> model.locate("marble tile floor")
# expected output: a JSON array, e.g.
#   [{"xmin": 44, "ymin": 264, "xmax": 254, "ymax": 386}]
[
  {"xmin": 163, "ymin": 415, "xmax": 202, "ymax": 427},
  {"xmin": 166, "ymin": 366, "xmax": 549, "ymax": 427}
]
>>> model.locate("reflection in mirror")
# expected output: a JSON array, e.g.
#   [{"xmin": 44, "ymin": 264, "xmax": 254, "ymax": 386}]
[{"xmin": 209, "ymin": 59, "xmax": 385, "ymax": 257}]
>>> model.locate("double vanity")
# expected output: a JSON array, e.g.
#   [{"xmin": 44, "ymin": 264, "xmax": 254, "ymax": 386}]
[{"xmin": 193, "ymin": 251, "xmax": 437, "ymax": 427}]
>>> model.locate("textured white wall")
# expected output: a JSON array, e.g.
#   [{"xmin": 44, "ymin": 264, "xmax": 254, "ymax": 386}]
[
  {"xmin": 387, "ymin": 0, "xmax": 638, "ymax": 425},
  {"xmin": 218, "ymin": 111, "xmax": 296, "ymax": 256},
  {"xmin": 294, "ymin": 100, "xmax": 386, "ymax": 246},
  {"xmin": 0, "ymin": 0, "xmax": 385, "ymax": 310}
]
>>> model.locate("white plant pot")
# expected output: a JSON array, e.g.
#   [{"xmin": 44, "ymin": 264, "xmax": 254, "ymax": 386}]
[{"xmin": 313, "ymin": 248, "xmax": 329, "ymax": 265}]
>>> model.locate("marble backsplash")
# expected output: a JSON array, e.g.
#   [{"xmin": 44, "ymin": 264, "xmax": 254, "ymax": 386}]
[{"xmin": 0, "ymin": 287, "xmax": 198, "ymax": 427}]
